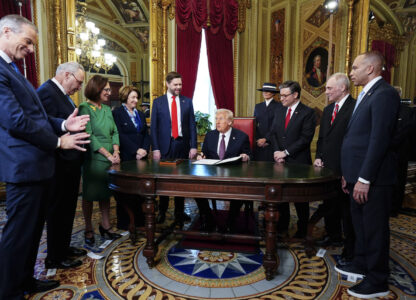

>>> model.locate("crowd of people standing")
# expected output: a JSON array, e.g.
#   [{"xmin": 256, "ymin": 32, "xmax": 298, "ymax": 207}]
[{"xmin": 0, "ymin": 14, "xmax": 414, "ymax": 300}]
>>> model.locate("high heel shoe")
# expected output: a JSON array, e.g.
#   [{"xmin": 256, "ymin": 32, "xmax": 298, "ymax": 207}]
[
  {"xmin": 84, "ymin": 230, "xmax": 95, "ymax": 245},
  {"xmin": 99, "ymin": 225, "xmax": 121, "ymax": 240}
]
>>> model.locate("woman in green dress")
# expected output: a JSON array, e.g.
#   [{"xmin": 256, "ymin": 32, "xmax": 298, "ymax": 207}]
[{"xmin": 79, "ymin": 75, "xmax": 121, "ymax": 245}]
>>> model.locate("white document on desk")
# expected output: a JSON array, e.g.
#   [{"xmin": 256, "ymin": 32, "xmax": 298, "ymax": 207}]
[{"xmin": 192, "ymin": 156, "xmax": 242, "ymax": 165}]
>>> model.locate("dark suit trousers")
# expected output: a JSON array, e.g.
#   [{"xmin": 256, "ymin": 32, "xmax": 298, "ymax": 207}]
[
  {"xmin": 159, "ymin": 138, "xmax": 187, "ymax": 216},
  {"xmin": 0, "ymin": 180, "xmax": 52, "ymax": 300},
  {"xmin": 46, "ymin": 158, "xmax": 82, "ymax": 261},
  {"xmin": 277, "ymin": 202, "xmax": 309, "ymax": 235},
  {"xmin": 347, "ymin": 183, "xmax": 392, "ymax": 287},
  {"xmin": 254, "ymin": 145, "xmax": 274, "ymax": 162}
]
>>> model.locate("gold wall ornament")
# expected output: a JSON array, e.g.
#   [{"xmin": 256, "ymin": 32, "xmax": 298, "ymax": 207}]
[
  {"xmin": 238, "ymin": 0, "xmax": 252, "ymax": 33},
  {"xmin": 345, "ymin": 0, "xmax": 354, "ymax": 73},
  {"xmin": 150, "ymin": 0, "xmax": 167, "ymax": 104},
  {"xmin": 350, "ymin": 0, "xmax": 370, "ymax": 98},
  {"xmin": 32, "ymin": 0, "xmax": 40, "ymax": 87}
]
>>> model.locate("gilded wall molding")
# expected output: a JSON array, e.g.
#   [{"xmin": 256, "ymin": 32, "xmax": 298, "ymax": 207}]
[
  {"xmin": 150, "ymin": 0, "xmax": 169, "ymax": 103},
  {"xmin": 238, "ymin": 0, "xmax": 252, "ymax": 33},
  {"xmin": 350, "ymin": 0, "xmax": 370, "ymax": 98},
  {"xmin": 33, "ymin": 0, "xmax": 40, "ymax": 87}
]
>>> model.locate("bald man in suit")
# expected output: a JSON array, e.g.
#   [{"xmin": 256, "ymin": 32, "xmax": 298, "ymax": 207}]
[{"xmin": 335, "ymin": 51, "xmax": 399, "ymax": 299}]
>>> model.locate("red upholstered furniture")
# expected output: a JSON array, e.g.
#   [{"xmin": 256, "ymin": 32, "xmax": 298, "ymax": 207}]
[
  {"xmin": 211, "ymin": 117, "xmax": 256, "ymax": 212},
  {"xmin": 232, "ymin": 117, "xmax": 256, "ymax": 150}
]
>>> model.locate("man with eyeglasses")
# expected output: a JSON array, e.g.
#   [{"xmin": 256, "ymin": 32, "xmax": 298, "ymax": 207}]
[
  {"xmin": 270, "ymin": 80, "xmax": 316, "ymax": 239},
  {"xmin": 0, "ymin": 15, "xmax": 90, "ymax": 299},
  {"xmin": 37, "ymin": 62, "xmax": 87, "ymax": 270}
]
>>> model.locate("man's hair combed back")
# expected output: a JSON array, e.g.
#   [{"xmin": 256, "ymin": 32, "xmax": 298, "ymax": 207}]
[
  {"xmin": 84, "ymin": 75, "xmax": 109, "ymax": 102},
  {"xmin": 166, "ymin": 72, "xmax": 182, "ymax": 83},
  {"xmin": 119, "ymin": 85, "xmax": 141, "ymax": 103},
  {"xmin": 0, "ymin": 14, "xmax": 38, "ymax": 36},
  {"xmin": 328, "ymin": 72, "xmax": 350, "ymax": 90},
  {"xmin": 279, "ymin": 80, "xmax": 301, "ymax": 99},
  {"xmin": 216, "ymin": 108, "xmax": 234, "ymax": 121},
  {"xmin": 56, "ymin": 62, "xmax": 84, "ymax": 76}
]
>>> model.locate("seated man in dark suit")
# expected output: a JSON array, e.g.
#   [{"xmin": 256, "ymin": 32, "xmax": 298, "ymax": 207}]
[{"xmin": 197, "ymin": 109, "xmax": 251, "ymax": 232}]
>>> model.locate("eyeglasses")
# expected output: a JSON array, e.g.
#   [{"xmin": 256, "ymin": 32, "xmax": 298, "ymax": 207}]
[
  {"xmin": 71, "ymin": 73, "xmax": 84, "ymax": 85},
  {"xmin": 280, "ymin": 92, "xmax": 293, "ymax": 99},
  {"xmin": 103, "ymin": 88, "xmax": 111, "ymax": 93}
]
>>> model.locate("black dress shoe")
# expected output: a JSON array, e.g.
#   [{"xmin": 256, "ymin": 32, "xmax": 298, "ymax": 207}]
[
  {"xmin": 67, "ymin": 247, "xmax": 87, "ymax": 257},
  {"xmin": 347, "ymin": 279, "xmax": 389, "ymax": 298},
  {"xmin": 45, "ymin": 258, "xmax": 82, "ymax": 269},
  {"xmin": 338, "ymin": 256, "xmax": 353, "ymax": 266},
  {"xmin": 84, "ymin": 230, "xmax": 95, "ymax": 245},
  {"xmin": 99, "ymin": 225, "xmax": 122, "ymax": 240},
  {"xmin": 156, "ymin": 213, "xmax": 166, "ymax": 224},
  {"xmin": 24, "ymin": 279, "xmax": 60, "ymax": 293}
]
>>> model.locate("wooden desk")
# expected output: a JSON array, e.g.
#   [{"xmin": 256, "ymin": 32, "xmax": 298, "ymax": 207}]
[{"xmin": 108, "ymin": 160, "xmax": 339, "ymax": 280}]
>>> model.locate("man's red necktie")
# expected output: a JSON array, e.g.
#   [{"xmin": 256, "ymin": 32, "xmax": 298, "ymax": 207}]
[
  {"xmin": 171, "ymin": 96, "xmax": 179, "ymax": 139},
  {"xmin": 331, "ymin": 103, "xmax": 339, "ymax": 125},
  {"xmin": 284, "ymin": 108, "xmax": 292, "ymax": 129}
]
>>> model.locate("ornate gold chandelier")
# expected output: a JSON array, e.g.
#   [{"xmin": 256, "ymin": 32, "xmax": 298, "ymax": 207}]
[{"xmin": 75, "ymin": 2, "xmax": 116, "ymax": 71}]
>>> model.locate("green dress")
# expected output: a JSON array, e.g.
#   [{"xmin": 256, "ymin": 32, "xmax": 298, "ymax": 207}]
[{"xmin": 79, "ymin": 102, "xmax": 120, "ymax": 202}]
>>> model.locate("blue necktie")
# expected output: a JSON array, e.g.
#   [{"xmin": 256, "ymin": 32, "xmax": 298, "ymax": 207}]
[
  {"xmin": 10, "ymin": 62, "xmax": 20, "ymax": 74},
  {"xmin": 353, "ymin": 90, "xmax": 366, "ymax": 114},
  {"xmin": 133, "ymin": 111, "xmax": 141, "ymax": 132},
  {"xmin": 66, "ymin": 95, "xmax": 76, "ymax": 108}
]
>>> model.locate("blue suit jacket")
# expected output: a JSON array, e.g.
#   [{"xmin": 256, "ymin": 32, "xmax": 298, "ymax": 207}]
[
  {"xmin": 202, "ymin": 128, "xmax": 252, "ymax": 159},
  {"xmin": 0, "ymin": 58, "xmax": 63, "ymax": 183},
  {"xmin": 112, "ymin": 105, "xmax": 150, "ymax": 161},
  {"xmin": 341, "ymin": 79, "xmax": 399, "ymax": 185},
  {"xmin": 150, "ymin": 94, "xmax": 197, "ymax": 157}
]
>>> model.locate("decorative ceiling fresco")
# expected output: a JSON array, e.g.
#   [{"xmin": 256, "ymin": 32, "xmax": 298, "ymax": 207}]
[
  {"xmin": 86, "ymin": 0, "xmax": 149, "ymax": 50},
  {"xmin": 380, "ymin": 0, "xmax": 416, "ymax": 35}
]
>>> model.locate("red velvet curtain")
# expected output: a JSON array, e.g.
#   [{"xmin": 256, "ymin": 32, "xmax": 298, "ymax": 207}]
[
  {"xmin": 176, "ymin": 0, "xmax": 238, "ymax": 112},
  {"xmin": 176, "ymin": 0, "xmax": 206, "ymax": 98},
  {"xmin": 371, "ymin": 40, "xmax": 396, "ymax": 84},
  {"xmin": 0, "ymin": 1, "xmax": 38, "ymax": 88},
  {"xmin": 205, "ymin": 0, "xmax": 238, "ymax": 112}
]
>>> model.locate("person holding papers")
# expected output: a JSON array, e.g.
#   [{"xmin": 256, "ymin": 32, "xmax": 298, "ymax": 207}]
[{"xmin": 196, "ymin": 109, "xmax": 251, "ymax": 232}]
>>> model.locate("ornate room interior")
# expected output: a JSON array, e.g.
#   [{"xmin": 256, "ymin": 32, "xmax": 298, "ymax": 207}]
[{"xmin": 0, "ymin": 0, "xmax": 415, "ymax": 299}]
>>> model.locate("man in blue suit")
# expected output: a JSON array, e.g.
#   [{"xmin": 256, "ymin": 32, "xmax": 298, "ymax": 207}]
[
  {"xmin": 0, "ymin": 15, "xmax": 90, "ymax": 300},
  {"xmin": 197, "ymin": 109, "xmax": 251, "ymax": 232},
  {"xmin": 37, "ymin": 62, "xmax": 87, "ymax": 270},
  {"xmin": 335, "ymin": 51, "xmax": 399, "ymax": 299},
  {"xmin": 150, "ymin": 72, "xmax": 197, "ymax": 227}
]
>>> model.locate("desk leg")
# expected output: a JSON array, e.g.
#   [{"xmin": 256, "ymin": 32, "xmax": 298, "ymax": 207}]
[
  {"xmin": 142, "ymin": 195, "xmax": 157, "ymax": 268},
  {"xmin": 264, "ymin": 202, "xmax": 279, "ymax": 280}
]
